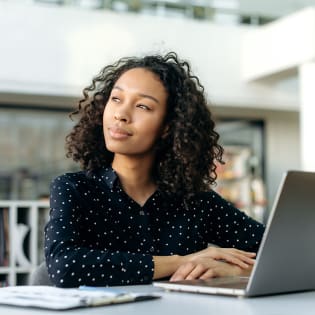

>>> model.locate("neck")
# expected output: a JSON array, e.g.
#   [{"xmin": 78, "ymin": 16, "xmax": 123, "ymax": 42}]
[{"xmin": 111, "ymin": 154, "xmax": 156, "ymax": 206}]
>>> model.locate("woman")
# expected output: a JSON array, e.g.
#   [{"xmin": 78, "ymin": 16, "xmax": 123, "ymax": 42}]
[{"xmin": 45, "ymin": 52, "xmax": 265, "ymax": 288}]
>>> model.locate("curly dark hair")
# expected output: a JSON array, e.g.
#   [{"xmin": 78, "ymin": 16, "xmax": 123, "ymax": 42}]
[{"xmin": 66, "ymin": 52, "xmax": 224, "ymax": 199}]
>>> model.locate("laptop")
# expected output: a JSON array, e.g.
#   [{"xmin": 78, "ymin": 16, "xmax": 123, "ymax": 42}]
[{"xmin": 154, "ymin": 171, "xmax": 315, "ymax": 297}]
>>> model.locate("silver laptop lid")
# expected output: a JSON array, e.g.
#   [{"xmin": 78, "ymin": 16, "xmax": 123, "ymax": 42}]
[{"xmin": 247, "ymin": 171, "xmax": 315, "ymax": 296}]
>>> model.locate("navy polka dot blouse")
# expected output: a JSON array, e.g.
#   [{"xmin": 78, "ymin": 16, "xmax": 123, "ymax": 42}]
[{"xmin": 45, "ymin": 166, "xmax": 265, "ymax": 288}]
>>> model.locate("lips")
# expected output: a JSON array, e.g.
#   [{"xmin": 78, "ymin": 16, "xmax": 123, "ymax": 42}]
[{"xmin": 108, "ymin": 125, "xmax": 132, "ymax": 140}]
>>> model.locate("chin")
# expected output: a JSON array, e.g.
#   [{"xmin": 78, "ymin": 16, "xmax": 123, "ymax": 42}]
[
  {"xmin": 106, "ymin": 145, "xmax": 154, "ymax": 157},
  {"xmin": 105, "ymin": 139, "xmax": 155, "ymax": 156},
  {"xmin": 105, "ymin": 143, "xmax": 135, "ymax": 155}
]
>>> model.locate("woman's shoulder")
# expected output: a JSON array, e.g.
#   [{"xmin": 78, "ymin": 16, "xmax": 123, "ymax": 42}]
[
  {"xmin": 191, "ymin": 189, "xmax": 236, "ymax": 210},
  {"xmin": 195, "ymin": 189, "xmax": 227, "ymax": 203},
  {"xmin": 51, "ymin": 170, "xmax": 89, "ymax": 186},
  {"xmin": 51, "ymin": 167, "xmax": 112, "ymax": 188}
]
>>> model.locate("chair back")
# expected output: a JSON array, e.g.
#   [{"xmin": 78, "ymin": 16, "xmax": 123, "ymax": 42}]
[{"xmin": 29, "ymin": 262, "xmax": 53, "ymax": 286}]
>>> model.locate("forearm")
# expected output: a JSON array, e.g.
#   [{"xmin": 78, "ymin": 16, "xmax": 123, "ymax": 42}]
[
  {"xmin": 153, "ymin": 255, "xmax": 184, "ymax": 280},
  {"xmin": 45, "ymin": 244, "xmax": 154, "ymax": 287}
]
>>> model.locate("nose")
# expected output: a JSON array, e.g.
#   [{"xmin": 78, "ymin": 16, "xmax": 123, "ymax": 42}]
[
  {"xmin": 114, "ymin": 112, "xmax": 128, "ymax": 122},
  {"xmin": 114, "ymin": 105, "xmax": 130, "ymax": 123}
]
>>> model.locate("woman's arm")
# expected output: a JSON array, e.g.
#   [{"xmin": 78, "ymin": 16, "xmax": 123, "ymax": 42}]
[
  {"xmin": 153, "ymin": 247, "xmax": 256, "ymax": 280},
  {"xmin": 45, "ymin": 175, "xmax": 154, "ymax": 287},
  {"xmin": 158, "ymin": 191, "xmax": 264, "ymax": 282},
  {"xmin": 204, "ymin": 191, "xmax": 265, "ymax": 252},
  {"xmin": 153, "ymin": 255, "xmax": 182, "ymax": 279}
]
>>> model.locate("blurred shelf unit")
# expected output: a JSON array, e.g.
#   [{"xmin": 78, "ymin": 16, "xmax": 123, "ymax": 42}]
[
  {"xmin": 214, "ymin": 145, "xmax": 266, "ymax": 222},
  {"xmin": 0, "ymin": 201, "xmax": 49, "ymax": 286}
]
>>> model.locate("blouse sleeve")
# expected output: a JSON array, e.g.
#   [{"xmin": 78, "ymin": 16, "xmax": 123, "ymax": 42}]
[
  {"xmin": 44, "ymin": 175, "xmax": 154, "ymax": 288},
  {"xmin": 204, "ymin": 191, "xmax": 265, "ymax": 252}
]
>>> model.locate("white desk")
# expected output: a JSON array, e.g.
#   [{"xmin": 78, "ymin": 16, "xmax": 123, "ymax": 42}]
[{"xmin": 0, "ymin": 285, "xmax": 314, "ymax": 314}]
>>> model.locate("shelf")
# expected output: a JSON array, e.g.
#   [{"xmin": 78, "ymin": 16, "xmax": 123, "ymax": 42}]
[
  {"xmin": 13, "ymin": 267, "xmax": 34, "ymax": 273},
  {"xmin": 0, "ymin": 266, "xmax": 34, "ymax": 274},
  {"xmin": 217, "ymin": 175, "xmax": 251, "ymax": 183},
  {"xmin": 0, "ymin": 267, "xmax": 10, "ymax": 274},
  {"xmin": 214, "ymin": 145, "xmax": 266, "ymax": 222},
  {"xmin": 0, "ymin": 201, "xmax": 49, "ymax": 208},
  {"xmin": 0, "ymin": 201, "xmax": 49, "ymax": 285}
]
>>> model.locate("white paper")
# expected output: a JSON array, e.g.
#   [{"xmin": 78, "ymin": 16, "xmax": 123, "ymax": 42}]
[{"xmin": 0, "ymin": 285, "xmax": 157, "ymax": 310}]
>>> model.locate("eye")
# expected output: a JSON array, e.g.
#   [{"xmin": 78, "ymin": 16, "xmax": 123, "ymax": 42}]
[
  {"xmin": 111, "ymin": 96, "xmax": 120, "ymax": 103},
  {"xmin": 137, "ymin": 104, "xmax": 151, "ymax": 110}
]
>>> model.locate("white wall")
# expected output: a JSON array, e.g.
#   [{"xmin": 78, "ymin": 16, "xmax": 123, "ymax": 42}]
[
  {"xmin": 265, "ymin": 111, "xmax": 301, "ymax": 204},
  {"xmin": 0, "ymin": 2, "xmax": 299, "ymax": 110},
  {"xmin": 242, "ymin": 7, "xmax": 315, "ymax": 81}
]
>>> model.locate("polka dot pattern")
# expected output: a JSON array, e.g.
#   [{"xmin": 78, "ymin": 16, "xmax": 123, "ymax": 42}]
[{"xmin": 45, "ymin": 167, "xmax": 265, "ymax": 288}]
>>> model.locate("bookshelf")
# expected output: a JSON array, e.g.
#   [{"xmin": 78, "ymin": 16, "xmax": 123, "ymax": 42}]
[
  {"xmin": 0, "ymin": 201, "xmax": 49, "ymax": 286},
  {"xmin": 214, "ymin": 145, "xmax": 266, "ymax": 222}
]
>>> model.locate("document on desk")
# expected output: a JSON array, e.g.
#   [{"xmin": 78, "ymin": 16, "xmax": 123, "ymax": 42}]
[{"xmin": 0, "ymin": 285, "xmax": 160, "ymax": 310}]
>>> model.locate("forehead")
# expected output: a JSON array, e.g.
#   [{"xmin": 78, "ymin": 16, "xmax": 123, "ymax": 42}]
[{"xmin": 115, "ymin": 68, "xmax": 166, "ymax": 93}]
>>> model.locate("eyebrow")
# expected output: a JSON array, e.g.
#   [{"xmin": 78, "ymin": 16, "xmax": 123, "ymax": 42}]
[{"xmin": 113, "ymin": 85, "xmax": 160, "ymax": 104}]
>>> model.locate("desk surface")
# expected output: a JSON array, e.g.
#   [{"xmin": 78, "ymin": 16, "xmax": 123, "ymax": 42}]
[{"xmin": 1, "ymin": 285, "xmax": 314, "ymax": 315}]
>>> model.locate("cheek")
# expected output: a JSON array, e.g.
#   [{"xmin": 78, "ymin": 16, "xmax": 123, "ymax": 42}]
[
  {"xmin": 103, "ymin": 105, "xmax": 111, "ymax": 126},
  {"xmin": 139, "ymin": 118, "xmax": 165, "ymax": 140}
]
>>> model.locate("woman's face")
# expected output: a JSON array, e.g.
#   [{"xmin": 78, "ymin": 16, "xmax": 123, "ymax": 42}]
[{"xmin": 103, "ymin": 67, "xmax": 168, "ymax": 158}]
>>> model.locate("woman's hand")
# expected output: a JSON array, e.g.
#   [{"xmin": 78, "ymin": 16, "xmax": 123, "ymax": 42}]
[
  {"xmin": 186, "ymin": 246, "xmax": 256, "ymax": 269},
  {"xmin": 170, "ymin": 247, "xmax": 256, "ymax": 282}
]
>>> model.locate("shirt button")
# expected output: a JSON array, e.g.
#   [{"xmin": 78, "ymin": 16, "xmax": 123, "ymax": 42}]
[
  {"xmin": 149, "ymin": 246, "xmax": 155, "ymax": 253},
  {"xmin": 139, "ymin": 210, "xmax": 145, "ymax": 216}
]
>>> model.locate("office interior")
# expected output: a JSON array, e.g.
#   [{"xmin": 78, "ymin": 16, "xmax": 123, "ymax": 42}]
[{"xmin": 0, "ymin": 0, "xmax": 313, "ymax": 286}]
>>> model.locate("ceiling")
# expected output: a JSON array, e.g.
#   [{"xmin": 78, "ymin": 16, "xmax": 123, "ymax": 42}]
[{"xmin": 8, "ymin": 0, "xmax": 315, "ymax": 22}]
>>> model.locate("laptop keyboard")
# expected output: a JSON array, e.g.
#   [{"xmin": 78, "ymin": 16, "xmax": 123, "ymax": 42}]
[{"xmin": 173, "ymin": 277, "xmax": 249, "ymax": 289}]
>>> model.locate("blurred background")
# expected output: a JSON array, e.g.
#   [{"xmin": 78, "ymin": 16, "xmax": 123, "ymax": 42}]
[{"xmin": 2, "ymin": 0, "xmax": 315, "ymax": 286}]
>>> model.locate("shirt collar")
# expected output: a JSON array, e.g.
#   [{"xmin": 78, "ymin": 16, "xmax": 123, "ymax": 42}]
[
  {"xmin": 97, "ymin": 166, "xmax": 119, "ymax": 189},
  {"xmin": 96, "ymin": 166, "xmax": 166, "ymax": 199}
]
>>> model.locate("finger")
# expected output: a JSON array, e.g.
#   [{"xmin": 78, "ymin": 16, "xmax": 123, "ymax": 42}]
[
  {"xmin": 200, "ymin": 247, "xmax": 256, "ymax": 263},
  {"xmin": 185, "ymin": 264, "xmax": 207, "ymax": 280},
  {"xmin": 229, "ymin": 248, "xmax": 256, "ymax": 257},
  {"xmin": 198, "ymin": 261, "xmax": 240, "ymax": 280},
  {"xmin": 219, "ymin": 248, "xmax": 256, "ymax": 261},
  {"xmin": 170, "ymin": 262, "xmax": 196, "ymax": 282},
  {"xmin": 223, "ymin": 252, "xmax": 256, "ymax": 267},
  {"xmin": 199, "ymin": 250, "xmax": 252, "ymax": 269},
  {"xmin": 210, "ymin": 248, "xmax": 256, "ymax": 267},
  {"xmin": 199, "ymin": 269, "xmax": 216, "ymax": 280},
  {"xmin": 230, "ymin": 250, "xmax": 256, "ymax": 264},
  {"xmin": 222, "ymin": 253, "xmax": 256, "ymax": 268},
  {"xmin": 203, "ymin": 246, "xmax": 256, "ymax": 256},
  {"xmin": 191, "ymin": 248, "xmax": 256, "ymax": 269}
]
